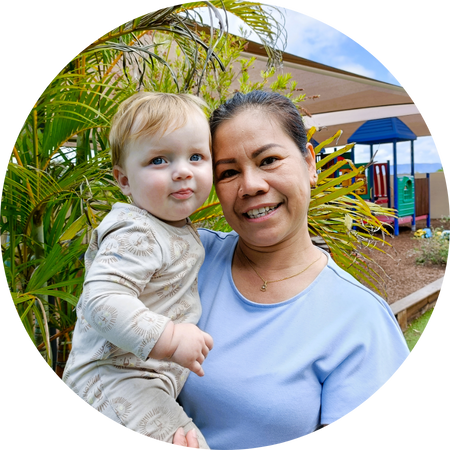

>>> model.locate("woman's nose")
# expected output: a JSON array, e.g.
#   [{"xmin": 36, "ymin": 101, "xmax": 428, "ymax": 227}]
[
  {"xmin": 238, "ymin": 170, "xmax": 269, "ymax": 198},
  {"xmin": 172, "ymin": 161, "xmax": 193, "ymax": 180}
]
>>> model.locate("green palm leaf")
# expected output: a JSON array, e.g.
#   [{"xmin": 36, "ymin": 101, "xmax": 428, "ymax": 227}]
[{"xmin": 186, "ymin": 1, "xmax": 287, "ymax": 68}]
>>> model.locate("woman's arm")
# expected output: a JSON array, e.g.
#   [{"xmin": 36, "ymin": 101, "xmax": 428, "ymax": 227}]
[{"xmin": 318, "ymin": 288, "xmax": 409, "ymax": 425}]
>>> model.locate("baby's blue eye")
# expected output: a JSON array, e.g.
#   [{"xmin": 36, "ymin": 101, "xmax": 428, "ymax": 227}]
[
  {"xmin": 151, "ymin": 157, "xmax": 165, "ymax": 165},
  {"xmin": 190, "ymin": 154, "xmax": 202, "ymax": 162}
]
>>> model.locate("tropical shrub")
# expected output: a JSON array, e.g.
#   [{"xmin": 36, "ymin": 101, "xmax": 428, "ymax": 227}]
[
  {"xmin": 0, "ymin": 2, "xmax": 288, "ymax": 370},
  {"xmin": 1, "ymin": 2, "xmax": 394, "ymax": 371},
  {"xmin": 413, "ymin": 228, "xmax": 449, "ymax": 265}
]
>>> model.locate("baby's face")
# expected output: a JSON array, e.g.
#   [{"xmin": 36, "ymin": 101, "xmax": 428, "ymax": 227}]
[{"xmin": 114, "ymin": 112, "xmax": 212, "ymax": 227}]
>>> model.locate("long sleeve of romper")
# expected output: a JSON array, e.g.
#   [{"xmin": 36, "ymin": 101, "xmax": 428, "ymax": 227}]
[{"xmin": 80, "ymin": 216, "xmax": 170, "ymax": 362}]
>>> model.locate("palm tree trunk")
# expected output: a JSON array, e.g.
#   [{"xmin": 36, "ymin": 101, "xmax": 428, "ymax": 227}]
[{"xmin": 32, "ymin": 212, "xmax": 52, "ymax": 366}]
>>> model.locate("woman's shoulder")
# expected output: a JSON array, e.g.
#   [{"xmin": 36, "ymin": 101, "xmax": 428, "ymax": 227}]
[
  {"xmin": 320, "ymin": 252, "xmax": 393, "ymax": 316},
  {"xmin": 198, "ymin": 228, "xmax": 239, "ymax": 249},
  {"xmin": 312, "ymin": 254, "xmax": 408, "ymax": 354},
  {"xmin": 197, "ymin": 229, "xmax": 239, "ymax": 270}
]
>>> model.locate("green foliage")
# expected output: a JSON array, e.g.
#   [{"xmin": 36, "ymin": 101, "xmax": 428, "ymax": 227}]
[
  {"xmin": 413, "ymin": 228, "xmax": 449, "ymax": 266},
  {"xmin": 307, "ymin": 129, "xmax": 396, "ymax": 295},
  {"xmin": 2, "ymin": 3, "xmax": 395, "ymax": 368},
  {"xmin": 138, "ymin": 30, "xmax": 298, "ymax": 111},
  {"xmin": 1, "ymin": 2, "xmax": 288, "ymax": 368},
  {"xmin": 184, "ymin": 1, "xmax": 287, "ymax": 71}
]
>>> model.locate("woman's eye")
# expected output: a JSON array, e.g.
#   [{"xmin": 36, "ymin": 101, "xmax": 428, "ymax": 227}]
[
  {"xmin": 261, "ymin": 156, "xmax": 278, "ymax": 166},
  {"xmin": 150, "ymin": 157, "xmax": 166, "ymax": 165},
  {"xmin": 190, "ymin": 154, "xmax": 202, "ymax": 162},
  {"xmin": 217, "ymin": 169, "xmax": 238, "ymax": 180}
]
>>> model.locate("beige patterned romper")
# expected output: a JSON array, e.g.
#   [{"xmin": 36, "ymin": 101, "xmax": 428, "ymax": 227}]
[{"xmin": 63, "ymin": 203, "xmax": 209, "ymax": 448}]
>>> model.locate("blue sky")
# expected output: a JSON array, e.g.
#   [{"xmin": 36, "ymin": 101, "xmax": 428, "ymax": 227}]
[
  {"xmin": 230, "ymin": 0, "xmax": 450, "ymax": 87},
  {"xmin": 199, "ymin": 0, "xmax": 450, "ymax": 165}
]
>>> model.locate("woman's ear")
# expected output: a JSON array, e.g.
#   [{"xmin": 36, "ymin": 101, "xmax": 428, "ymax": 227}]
[
  {"xmin": 305, "ymin": 143, "xmax": 318, "ymax": 186},
  {"xmin": 113, "ymin": 165, "xmax": 132, "ymax": 196}
]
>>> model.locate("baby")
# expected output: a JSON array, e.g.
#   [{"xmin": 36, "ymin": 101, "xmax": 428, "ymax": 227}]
[{"xmin": 63, "ymin": 92, "xmax": 213, "ymax": 448}]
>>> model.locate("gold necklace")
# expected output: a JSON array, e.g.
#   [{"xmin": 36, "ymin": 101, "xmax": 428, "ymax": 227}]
[{"xmin": 239, "ymin": 247, "xmax": 323, "ymax": 292}]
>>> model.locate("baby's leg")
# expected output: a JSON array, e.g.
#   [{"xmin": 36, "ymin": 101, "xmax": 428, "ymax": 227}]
[
  {"xmin": 128, "ymin": 386, "xmax": 209, "ymax": 448},
  {"xmin": 182, "ymin": 420, "xmax": 209, "ymax": 449},
  {"xmin": 66, "ymin": 365, "xmax": 209, "ymax": 450},
  {"xmin": 102, "ymin": 374, "xmax": 209, "ymax": 448}
]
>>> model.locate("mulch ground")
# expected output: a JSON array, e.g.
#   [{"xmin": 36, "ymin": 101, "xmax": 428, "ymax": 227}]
[{"xmin": 359, "ymin": 218, "xmax": 448, "ymax": 304}]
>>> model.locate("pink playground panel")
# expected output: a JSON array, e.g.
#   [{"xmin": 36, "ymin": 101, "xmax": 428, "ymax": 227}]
[{"xmin": 373, "ymin": 163, "xmax": 389, "ymax": 205}]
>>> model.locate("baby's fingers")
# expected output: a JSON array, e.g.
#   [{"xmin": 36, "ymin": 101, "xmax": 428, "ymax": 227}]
[
  {"xmin": 190, "ymin": 361, "xmax": 204, "ymax": 377},
  {"xmin": 203, "ymin": 332, "xmax": 214, "ymax": 351}
]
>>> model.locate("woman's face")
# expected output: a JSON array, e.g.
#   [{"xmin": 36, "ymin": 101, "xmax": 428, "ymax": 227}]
[{"xmin": 213, "ymin": 109, "xmax": 317, "ymax": 249}]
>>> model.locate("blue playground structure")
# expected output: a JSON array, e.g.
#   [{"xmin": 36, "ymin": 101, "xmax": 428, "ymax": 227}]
[{"xmin": 346, "ymin": 117, "xmax": 431, "ymax": 235}]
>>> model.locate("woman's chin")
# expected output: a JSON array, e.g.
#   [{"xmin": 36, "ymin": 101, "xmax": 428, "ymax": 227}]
[
  {"xmin": 239, "ymin": 228, "xmax": 287, "ymax": 248},
  {"xmin": 236, "ymin": 218, "xmax": 308, "ymax": 249}
]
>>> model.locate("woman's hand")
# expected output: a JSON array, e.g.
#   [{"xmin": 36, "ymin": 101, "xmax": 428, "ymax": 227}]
[{"xmin": 173, "ymin": 428, "xmax": 199, "ymax": 447}]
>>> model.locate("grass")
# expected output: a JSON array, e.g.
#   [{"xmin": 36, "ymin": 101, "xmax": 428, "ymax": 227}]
[{"xmin": 403, "ymin": 309, "xmax": 433, "ymax": 352}]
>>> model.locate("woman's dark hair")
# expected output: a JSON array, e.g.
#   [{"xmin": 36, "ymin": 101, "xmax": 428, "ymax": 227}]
[{"xmin": 209, "ymin": 91, "xmax": 308, "ymax": 156}]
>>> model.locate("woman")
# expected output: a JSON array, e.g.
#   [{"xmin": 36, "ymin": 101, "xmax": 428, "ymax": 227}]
[{"xmin": 174, "ymin": 91, "xmax": 409, "ymax": 449}]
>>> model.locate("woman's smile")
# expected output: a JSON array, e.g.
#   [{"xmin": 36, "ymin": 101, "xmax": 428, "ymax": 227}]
[
  {"xmin": 213, "ymin": 110, "xmax": 316, "ymax": 248},
  {"xmin": 243, "ymin": 203, "xmax": 282, "ymax": 220}
]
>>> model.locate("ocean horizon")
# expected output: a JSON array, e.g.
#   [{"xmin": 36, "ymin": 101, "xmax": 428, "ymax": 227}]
[{"xmin": 389, "ymin": 163, "xmax": 443, "ymax": 174}]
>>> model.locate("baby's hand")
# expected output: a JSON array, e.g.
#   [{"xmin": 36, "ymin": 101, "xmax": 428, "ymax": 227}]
[
  {"xmin": 149, "ymin": 322, "xmax": 213, "ymax": 377},
  {"xmin": 169, "ymin": 323, "xmax": 213, "ymax": 377}
]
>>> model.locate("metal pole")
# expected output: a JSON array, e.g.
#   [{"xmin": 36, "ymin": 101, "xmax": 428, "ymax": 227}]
[
  {"xmin": 386, "ymin": 162, "xmax": 391, "ymax": 208},
  {"xmin": 369, "ymin": 144, "xmax": 374, "ymax": 201},
  {"xmin": 427, "ymin": 172, "xmax": 431, "ymax": 228},
  {"xmin": 393, "ymin": 141, "xmax": 399, "ymax": 236},
  {"xmin": 333, "ymin": 147, "xmax": 337, "ymax": 178},
  {"xmin": 411, "ymin": 140, "xmax": 416, "ymax": 231}
]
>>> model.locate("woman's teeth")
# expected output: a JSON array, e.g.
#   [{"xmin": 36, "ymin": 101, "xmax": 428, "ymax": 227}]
[{"xmin": 246, "ymin": 205, "xmax": 277, "ymax": 219}]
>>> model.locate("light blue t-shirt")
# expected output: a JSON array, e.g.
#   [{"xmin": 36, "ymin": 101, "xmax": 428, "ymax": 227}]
[{"xmin": 178, "ymin": 229, "xmax": 409, "ymax": 449}]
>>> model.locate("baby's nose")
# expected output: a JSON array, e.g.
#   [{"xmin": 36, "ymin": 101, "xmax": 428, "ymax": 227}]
[{"xmin": 172, "ymin": 162, "xmax": 193, "ymax": 180}]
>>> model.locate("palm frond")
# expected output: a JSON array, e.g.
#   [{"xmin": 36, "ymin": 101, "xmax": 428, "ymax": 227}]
[
  {"xmin": 306, "ymin": 127, "xmax": 398, "ymax": 295},
  {"xmin": 184, "ymin": 1, "xmax": 287, "ymax": 69}
]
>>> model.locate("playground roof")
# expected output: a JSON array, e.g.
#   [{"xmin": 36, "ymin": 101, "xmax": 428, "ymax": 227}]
[
  {"xmin": 347, "ymin": 117, "xmax": 417, "ymax": 145},
  {"xmin": 310, "ymin": 138, "xmax": 320, "ymax": 148},
  {"xmin": 240, "ymin": 41, "xmax": 430, "ymax": 145}
]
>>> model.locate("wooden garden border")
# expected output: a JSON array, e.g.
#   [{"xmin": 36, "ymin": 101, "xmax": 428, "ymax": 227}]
[{"xmin": 390, "ymin": 277, "xmax": 444, "ymax": 331}]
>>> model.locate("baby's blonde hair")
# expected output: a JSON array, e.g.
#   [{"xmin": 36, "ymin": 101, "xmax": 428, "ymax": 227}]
[{"xmin": 109, "ymin": 91, "xmax": 209, "ymax": 167}]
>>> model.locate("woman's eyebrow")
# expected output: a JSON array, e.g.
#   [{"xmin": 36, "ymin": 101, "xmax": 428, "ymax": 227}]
[
  {"xmin": 214, "ymin": 143, "xmax": 283, "ymax": 168},
  {"xmin": 251, "ymin": 143, "xmax": 282, "ymax": 159},
  {"xmin": 214, "ymin": 158, "xmax": 236, "ymax": 168}
]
